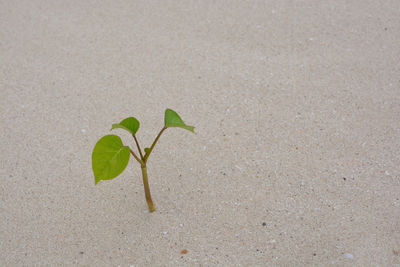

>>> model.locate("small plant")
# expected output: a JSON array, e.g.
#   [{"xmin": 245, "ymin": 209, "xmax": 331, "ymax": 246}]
[{"xmin": 92, "ymin": 108, "xmax": 195, "ymax": 212}]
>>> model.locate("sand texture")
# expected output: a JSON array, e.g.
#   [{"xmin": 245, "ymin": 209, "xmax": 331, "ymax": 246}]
[{"xmin": 1, "ymin": 0, "xmax": 400, "ymax": 266}]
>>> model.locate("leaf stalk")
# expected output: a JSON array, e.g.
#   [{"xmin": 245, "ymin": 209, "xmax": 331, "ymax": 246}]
[
  {"xmin": 133, "ymin": 134, "xmax": 144, "ymax": 160},
  {"xmin": 144, "ymin": 127, "xmax": 167, "ymax": 163},
  {"xmin": 129, "ymin": 148, "xmax": 144, "ymax": 165}
]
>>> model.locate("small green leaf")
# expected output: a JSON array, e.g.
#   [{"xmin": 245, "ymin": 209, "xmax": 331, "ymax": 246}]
[
  {"xmin": 164, "ymin": 108, "xmax": 195, "ymax": 133},
  {"xmin": 111, "ymin": 117, "xmax": 140, "ymax": 135},
  {"xmin": 144, "ymin": 147, "xmax": 150, "ymax": 154},
  {"xmin": 92, "ymin": 135, "xmax": 130, "ymax": 185}
]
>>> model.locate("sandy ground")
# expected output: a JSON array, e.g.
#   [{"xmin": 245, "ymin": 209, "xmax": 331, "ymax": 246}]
[{"xmin": 1, "ymin": 0, "xmax": 400, "ymax": 266}]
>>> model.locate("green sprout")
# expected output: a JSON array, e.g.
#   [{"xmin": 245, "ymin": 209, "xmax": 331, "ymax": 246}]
[{"xmin": 92, "ymin": 108, "xmax": 195, "ymax": 212}]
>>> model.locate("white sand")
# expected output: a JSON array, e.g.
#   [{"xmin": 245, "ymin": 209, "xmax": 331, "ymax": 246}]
[{"xmin": 1, "ymin": 1, "xmax": 399, "ymax": 265}]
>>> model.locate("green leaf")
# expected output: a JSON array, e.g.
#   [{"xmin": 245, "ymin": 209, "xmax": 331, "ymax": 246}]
[
  {"xmin": 164, "ymin": 108, "xmax": 195, "ymax": 133},
  {"xmin": 92, "ymin": 135, "xmax": 130, "ymax": 185},
  {"xmin": 144, "ymin": 147, "xmax": 150, "ymax": 154},
  {"xmin": 111, "ymin": 117, "xmax": 140, "ymax": 135}
]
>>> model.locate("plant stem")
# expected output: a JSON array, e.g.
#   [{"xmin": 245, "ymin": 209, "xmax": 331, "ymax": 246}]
[
  {"xmin": 129, "ymin": 148, "xmax": 143, "ymax": 165},
  {"xmin": 133, "ymin": 134, "xmax": 144, "ymax": 160},
  {"xmin": 141, "ymin": 164, "xmax": 155, "ymax": 212},
  {"xmin": 144, "ymin": 127, "xmax": 167, "ymax": 163}
]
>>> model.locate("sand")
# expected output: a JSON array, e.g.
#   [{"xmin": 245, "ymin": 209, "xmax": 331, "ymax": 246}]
[{"xmin": 1, "ymin": 0, "xmax": 399, "ymax": 266}]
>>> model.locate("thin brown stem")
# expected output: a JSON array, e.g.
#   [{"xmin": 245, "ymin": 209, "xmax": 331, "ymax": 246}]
[
  {"xmin": 133, "ymin": 134, "xmax": 144, "ymax": 160},
  {"xmin": 129, "ymin": 147, "xmax": 143, "ymax": 165},
  {"xmin": 144, "ymin": 127, "xmax": 167, "ymax": 163}
]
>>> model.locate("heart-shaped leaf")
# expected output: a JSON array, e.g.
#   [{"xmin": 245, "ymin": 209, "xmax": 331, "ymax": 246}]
[
  {"xmin": 111, "ymin": 117, "xmax": 140, "ymax": 135},
  {"xmin": 92, "ymin": 135, "xmax": 130, "ymax": 184},
  {"xmin": 164, "ymin": 108, "xmax": 195, "ymax": 133}
]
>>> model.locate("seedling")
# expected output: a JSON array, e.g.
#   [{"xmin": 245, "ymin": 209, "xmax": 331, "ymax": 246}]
[{"xmin": 92, "ymin": 108, "xmax": 195, "ymax": 212}]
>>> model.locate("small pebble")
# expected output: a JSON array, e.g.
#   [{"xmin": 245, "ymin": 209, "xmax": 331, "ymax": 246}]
[
  {"xmin": 81, "ymin": 129, "xmax": 86, "ymax": 133},
  {"xmin": 385, "ymin": 171, "xmax": 390, "ymax": 176},
  {"xmin": 162, "ymin": 231, "xmax": 168, "ymax": 235},
  {"xmin": 344, "ymin": 253, "xmax": 354, "ymax": 259}
]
